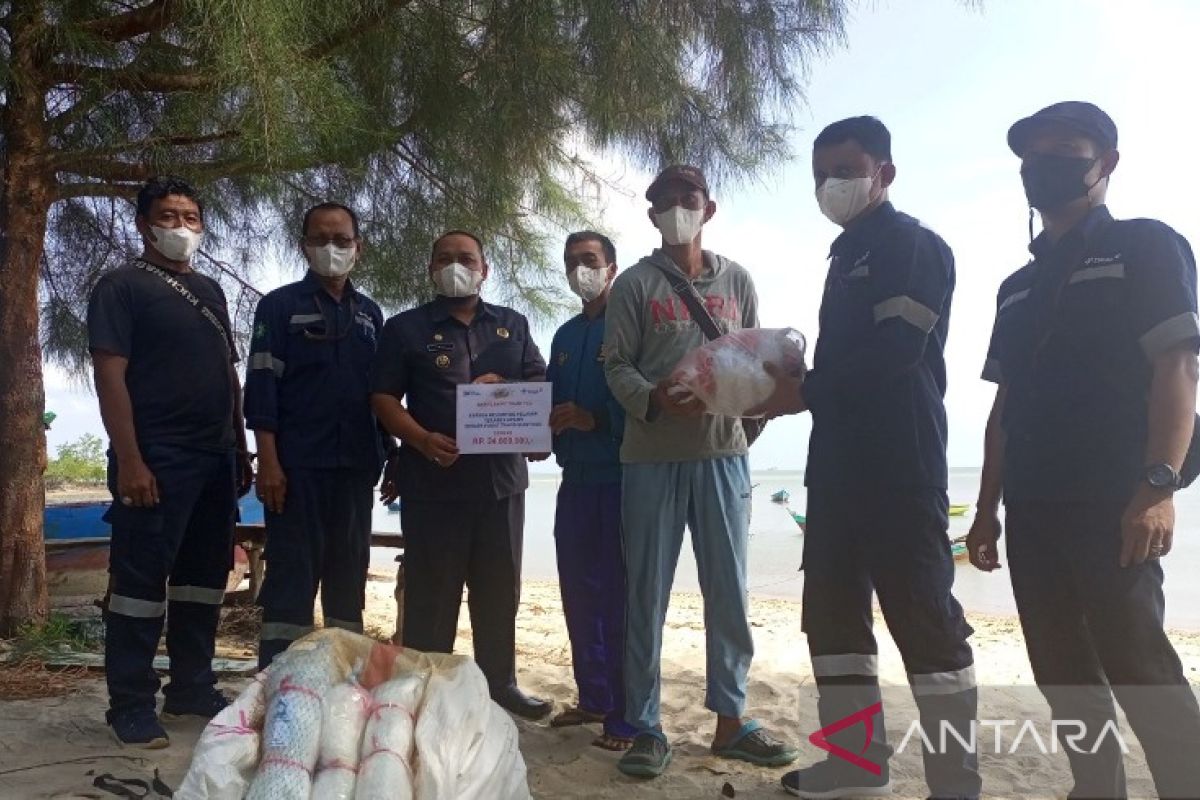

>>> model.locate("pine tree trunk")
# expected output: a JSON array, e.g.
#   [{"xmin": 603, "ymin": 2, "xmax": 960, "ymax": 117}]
[{"xmin": 0, "ymin": 4, "xmax": 53, "ymax": 636}]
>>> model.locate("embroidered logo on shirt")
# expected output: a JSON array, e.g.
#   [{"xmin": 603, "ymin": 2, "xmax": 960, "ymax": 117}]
[
  {"xmin": 557, "ymin": 352, "xmax": 568, "ymax": 366},
  {"xmin": 497, "ymin": 327, "xmax": 510, "ymax": 339},
  {"xmin": 435, "ymin": 354, "xmax": 451, "ymax": 369}
]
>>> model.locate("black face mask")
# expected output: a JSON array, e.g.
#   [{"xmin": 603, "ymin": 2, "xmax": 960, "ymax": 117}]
[{"xmin": 1020, "ymin": 153, "xmax": 1099, "ymax": 211}]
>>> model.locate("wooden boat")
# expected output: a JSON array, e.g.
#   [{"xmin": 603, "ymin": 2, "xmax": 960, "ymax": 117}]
[
  {"xmin": 950, "ymin": 534, "xmax": 970, "ymax": 562},
  {"xmin": 44, "ymin": 491, "xmax": 264, "ymax": 600},
  {"xmin": 771, "ymin": 489, "xmax": 790, "ymax": 504},
  {"xmin": 790, "ymin": 509, "xmax": 806, "ymax": 533},
  {"xmin": 949, "ymin": 503, "xmax": 971, "ymax": 517}
]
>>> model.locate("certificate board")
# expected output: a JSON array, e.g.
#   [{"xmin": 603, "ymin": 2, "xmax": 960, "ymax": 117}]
[{"xmin": 455, "ymin": 381, "xmax": 552, "ymax": 454}]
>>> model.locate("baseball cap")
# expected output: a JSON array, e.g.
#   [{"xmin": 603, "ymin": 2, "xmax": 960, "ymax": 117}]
[
  {"xmin": 1007, "ymin": 101, "xmax": 1118, "ymax": 156},
  {"xmin": 645, "ymin": 164, "xmax": 709, "ymax": 201}
]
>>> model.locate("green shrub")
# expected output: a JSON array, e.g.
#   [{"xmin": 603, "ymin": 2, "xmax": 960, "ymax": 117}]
[{"xmin": 45, "ymin": 433, "xmax": 107, "ymax": 487}]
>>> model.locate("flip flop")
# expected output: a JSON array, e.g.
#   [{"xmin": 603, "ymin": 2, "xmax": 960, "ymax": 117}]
[
  {"xmin": 591, "ymin": 732, "xmax": 634, "ymax": 752},
  {"xmin": 550, "ymin": 706, "xmax": 606, "ymax": 727},
  {"xmin": 712, "ymin": 719, "xmax": 800, "ymax": 767},
  {"xmin": 617, "ymin": 730, "xmax": 672, "ymax": 778}
]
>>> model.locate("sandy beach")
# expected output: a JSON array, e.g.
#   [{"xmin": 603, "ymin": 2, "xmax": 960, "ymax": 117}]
[{"xmin": 2, "ymin": 573, "xmax": 1198, "ymax": 799}]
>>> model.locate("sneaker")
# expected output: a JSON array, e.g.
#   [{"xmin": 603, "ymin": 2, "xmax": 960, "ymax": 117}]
[
  {"xmin": 781, "ymin": 758, "xmax": 892, "ymax": 798},
  {"xmin": 107, "ymin": 709, "xmax": 169, "ymax": 749},
  {"xmin": 617, "ymin": 731, "xmax": 673, "ymax": 779},
  {"xmin": 161, "ymin": 689, "xmax": 231, "ymax": 720}
]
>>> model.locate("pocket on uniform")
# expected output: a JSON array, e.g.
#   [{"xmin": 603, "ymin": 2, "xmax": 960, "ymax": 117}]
[{"xmin": 102, "ymin": 501, "xmax": 166, "ymax": 534}]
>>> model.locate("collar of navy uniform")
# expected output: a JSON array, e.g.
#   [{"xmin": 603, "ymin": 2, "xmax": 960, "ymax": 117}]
[
  {"xmin": 428, "ymin": 294, "xmax": 498, "ymax": 323},
  {"xmin": 828, "ymin": 200, "xmax": 897, "ymax": 258},
  {"xmin": 300, "ymin": 269, "xmax": 358, "ymax": 301},
  {"xmin": 1028, "ymin": 204, "xmax": 1114, "ymax": 262}
]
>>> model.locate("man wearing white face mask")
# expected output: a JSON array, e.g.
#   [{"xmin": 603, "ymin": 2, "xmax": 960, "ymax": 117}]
[
  {"xmin": 755, "ymin": 117, "xmax": 978, "ymax": 799},
  {"xmin": 371, "ymin": 230, "xmax": 552, "ymax": 720},
  {"xmin": 244, "ymin": 202, "xmax": 396, "ymax": 669},
  {"xmin": 604, "ymin": 166, "xmax": 798, "ymax": 778},
  {"xmin": 88, "ymin": 177, "xmax": 253, "ymax": 747},
  {"xmin": 545, "ymin": 231, "xmax": 638, "ymax": 749}
]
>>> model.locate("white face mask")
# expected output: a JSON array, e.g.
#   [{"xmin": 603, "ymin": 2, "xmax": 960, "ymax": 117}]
[
  {"xmin": 304, "ymin": 243, "xmax": 357, "ymax": 277},
  {"xmin": 654, "ymin": 206, "xmax": 706, "ymax": 245},
  {"xmin": 148, "ymin": 225, "xmax": 203, "ymax": 262},
  {"xmin": 432, "ymin": 262, "xmax": 483, "ymax": 297},
  {"xmin": 568, "ymin": 265, "xmax": 611, "ymax": 302},
  {"xmin": 816, "ymin": 170, "xmax": 880, "ymax": 226}
]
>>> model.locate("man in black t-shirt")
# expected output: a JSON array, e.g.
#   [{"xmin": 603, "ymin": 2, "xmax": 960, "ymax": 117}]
[{"xmin": 87, "ymin": 177, "xmax": 253, "ymax": 748}]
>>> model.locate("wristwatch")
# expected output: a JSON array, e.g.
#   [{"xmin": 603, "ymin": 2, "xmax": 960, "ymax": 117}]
[{"xmin": 1143, "ymin": 463, "xmax": 1183, "ymax": 491}]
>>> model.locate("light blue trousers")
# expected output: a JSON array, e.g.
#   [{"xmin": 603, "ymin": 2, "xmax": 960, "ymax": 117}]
[{"xmin": 621, "ymin": 456, "xmax": 754, "ymax": 731}]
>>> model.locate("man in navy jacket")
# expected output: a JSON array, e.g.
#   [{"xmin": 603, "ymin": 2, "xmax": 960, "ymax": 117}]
[{"xmin": 546, "ymin": 231, "xmax": 637, "ymax": 750}]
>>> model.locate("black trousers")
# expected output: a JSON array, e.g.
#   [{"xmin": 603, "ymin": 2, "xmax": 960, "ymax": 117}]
[
  {"xmin": 802, "ymin": 488, "xmax": 980, "ymax": 799},
  {"xmin": 103, "ymin": 444, "xmax": 235, "ymax": 716},
  {"xmin": 400, "ymin": 494, "xmax": 523, "ymax": 691},
  {"xmin": 1006, "ymin": 500, "xmax": 1200, "ymax": 800},
  {"xmin": 257, "ymin": 468, "xmax": 374, "ymax": 669}
]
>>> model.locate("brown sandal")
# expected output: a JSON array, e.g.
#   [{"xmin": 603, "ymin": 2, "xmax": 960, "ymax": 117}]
[
  {"xmin": 591, "ymin": 732, "xmax": 634, "ymax": 751},
  {"xmin": 550, "ymin": 706, "xmax": 606, "ymax": 727}
]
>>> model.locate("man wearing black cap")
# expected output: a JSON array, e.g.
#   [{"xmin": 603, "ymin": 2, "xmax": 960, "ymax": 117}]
[
  {"xmin": 603, "ymin": 165, "xmax": 798, "ymax": 778},
  {"xmin": 967, "ymin": 101, "xmax": 1200, "ymax": 799}
]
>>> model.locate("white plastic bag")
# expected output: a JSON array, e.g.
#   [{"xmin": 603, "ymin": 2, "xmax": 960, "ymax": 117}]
[
  {"xmin": 177, "ymin": 629, "xmax": 531, "ymax": 800},
  {"xmin": 355, "ymin": 675, "xmax": 425, "ymax": 800},
  {"xmin": 312, "ymin": 680, "xmax": 372, "ymax": 800},
  {"xmin": 670, "ymin": 327, "xmax": 807, "ymax": 417}
]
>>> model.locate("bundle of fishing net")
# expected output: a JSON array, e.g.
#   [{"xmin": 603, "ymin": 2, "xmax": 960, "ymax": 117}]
[
  {"xmin": 670, "ymin": 327, "xmax": 807, "ymax": 417},
  {"xmin": 176, "ymin": 628, "xmax": 530, "ymax": 800}
]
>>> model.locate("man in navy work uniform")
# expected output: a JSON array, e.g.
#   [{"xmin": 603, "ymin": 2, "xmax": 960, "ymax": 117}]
[
  {"xmin": 244, "ymin": 202, "xmax": 396, "ymax": 669},
  {"xmin": 88, "ymin": 177, "xmax": 253, "ymax": 748},
  {"xmin": 967, "ymin": 101, "xmax": 1200, "ymax": 800},
  {"xmin": 757, "ymin": 117, "xmax": 979, "ymax": 799},
  {"xmin": 370, "ymin": 230, "xmax": 552, "ymax": 720},
  {"xmin": 545, "ymin": 231, "xmax": 638, "ymax": 750}
]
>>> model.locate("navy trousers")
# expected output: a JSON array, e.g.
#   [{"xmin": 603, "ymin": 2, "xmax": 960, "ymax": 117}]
[
  {"xmin": 103, "ymin": 444, "xmax": 235, "ymax": 717},
  {"xmin": 801, "ymin": 488, "xmax": 980, "ymax": 799},
  {"xmin": 1007, "ymin": 500, "xmax": 1200, "ymax": 800},
  {"xmin": 554, "ymin": 480, "xmax": 636, "ymax": 738},
  {"xmin": 399, "ymin": 495, "xmax": 524, "ymax": 692},
  {"xmin": 257, "ymin": 468, "xmax": 374, "ymax": 669}
]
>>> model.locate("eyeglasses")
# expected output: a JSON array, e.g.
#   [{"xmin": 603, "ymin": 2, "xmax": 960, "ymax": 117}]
[
  {"xmin": 303, "ymin": 235, "xmax": 357, "ymax": 248},
  {"xmin": 302, "ymin": 294, "xmax": 358, "ymax": 341}
]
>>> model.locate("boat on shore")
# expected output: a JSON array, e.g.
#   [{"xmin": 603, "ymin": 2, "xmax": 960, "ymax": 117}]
[
  {"xmin": 771, "ymin": 489, "xmax": 790, "ymax": 504},
  {"xmin": 44, "ymin": 489, "xmax": 264, "ymax": 600}
]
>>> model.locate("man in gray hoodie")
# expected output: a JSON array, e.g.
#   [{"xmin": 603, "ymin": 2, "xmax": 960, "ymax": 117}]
[{"xmin": 604, "ymin": 165, "xmax": 799, "ymax": 778}]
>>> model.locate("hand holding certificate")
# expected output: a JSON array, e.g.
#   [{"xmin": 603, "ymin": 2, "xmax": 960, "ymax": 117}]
[{"xmin": 456, "ymin": 381, "xmax": 552, "ymax": 454}]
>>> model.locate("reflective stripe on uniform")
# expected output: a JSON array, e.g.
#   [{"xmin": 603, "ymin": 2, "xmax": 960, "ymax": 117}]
[
  {"xmin": 846, "ymin": 264, "xmax": 870, "ymax": 279},
  {"xmin": 981, "ymin": 358, "xmax": 1004, "ymax": 383},
  {"xmin": 167, "ymin": 585, "xmax": 225, "ymax": 605},
  {"xmin": 812, "ymin": 653, "xmax": 879, "ymax": 678},
  {"xmin": 873, "ymin": 296, "xmax": 939, "ymax": 333},
  {"xmin": 260, "ymin": 622, "xmax": 314, "ymax": 642},
  {"xmin": 325, "ymin": 617, "xmax": 364, "ymax": 634},
  {"xmin": 1069, "ymin": 262, "xmax": 1125, "ymax": 284},
  {"xmin": 999, "ymin": 289, "xmax": 1030, "ymax": 312},
  {"xmin": 1140, "ymin": 311, "xmax": 1200, "ymax": 358},
  {"xmin": 248, "ymin": 351, "xmax": 285, "ymax": 377},
  {"xmin": 289, "ymin": 313, "xmax": 324, "ymax": 325},
  {"xmin": 909, "ymin": 664, "xmax": 977, "ymax": 696},
  {"xmin": 108, "ymin": 594, "xmax": 167, "ymax": 618}
]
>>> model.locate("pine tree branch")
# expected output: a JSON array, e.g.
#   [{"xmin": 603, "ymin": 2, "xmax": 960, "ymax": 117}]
[
  {"xmin": 55, "ymin": 182, "xmax": 140, "ymax": 201},
  {"xmin": 304, "ymin": 0, "xmax": 414, "ymax": 60},
  {"xmin": 44, "ymin": 62, "xmax": 217, "ymax": 92},
  {"xmin": 50, "ymin": 130, "xmax": 240, "ymax": 167},
  {"xmin": 69, "ymin": 0, "xmax": 181, "ymax": 44}
]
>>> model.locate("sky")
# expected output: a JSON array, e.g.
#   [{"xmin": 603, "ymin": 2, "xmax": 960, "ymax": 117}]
[{"xmin": 42, "ymin": 0, "xmax": 1200, "ymax": 472}]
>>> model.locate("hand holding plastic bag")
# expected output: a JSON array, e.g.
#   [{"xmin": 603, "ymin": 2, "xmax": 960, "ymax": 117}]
[{"xmin": 669, "ymin": 328, "xmax": 807, "ymax": 417}]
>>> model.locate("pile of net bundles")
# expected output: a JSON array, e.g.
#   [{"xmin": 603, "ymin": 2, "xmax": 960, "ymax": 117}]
[
  {"xmin": 669, "ymin": 327, "xmax": 808, "ymax": 417},
  {"xmin": 176, "ymin": 629, "xmax": 529, "ymax": 800}
]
